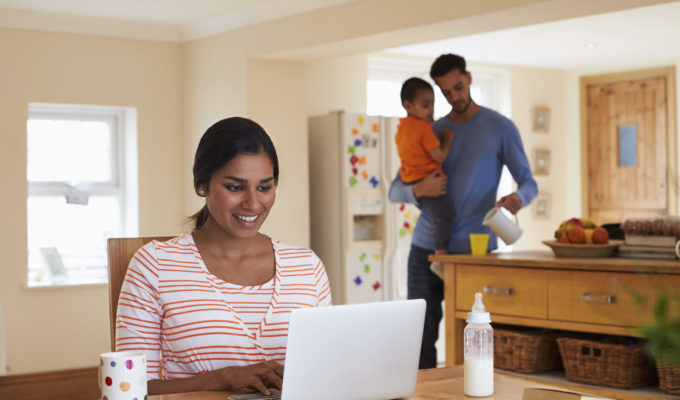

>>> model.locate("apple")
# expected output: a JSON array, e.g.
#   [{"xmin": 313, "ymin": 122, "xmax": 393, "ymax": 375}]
[
  {"xmin": 566, "ymin": 218, "xmax": 583, "ymax": 228},
  {"xmin": 568, "ymin": 226, "xmax": 586, "ymax": 244},
  {"xmin": 592, "ymin": 227, "xmax": 609, "ymax": 244},
  {"xmin": 557, "ymin": 235, "xmax": 570, "ymax": 244}
]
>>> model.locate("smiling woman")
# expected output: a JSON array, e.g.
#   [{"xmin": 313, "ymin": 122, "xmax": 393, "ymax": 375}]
[{"xmin": 114, "ymin": 117, "xmax": 332, "ymax": 396}]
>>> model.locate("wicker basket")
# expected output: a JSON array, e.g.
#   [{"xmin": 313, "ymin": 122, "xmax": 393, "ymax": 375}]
[
  {"xmin": 657, "ymin": 352, "xmax": 680, "ymax": 394},
  {"xmin": 494, "ymin": 328, "xmax": 562, "ymax": 373},
  {"xmin": 556, "ymin": 337, "xmax": 656, "ymax": 388}
]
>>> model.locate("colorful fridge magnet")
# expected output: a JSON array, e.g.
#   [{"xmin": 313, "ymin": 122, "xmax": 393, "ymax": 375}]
[
  {"xmin": 364, "ymin": 265, "xmax": 371, "ymax": 273},
  {"xmin": 372, "ymin": 123, "xmax": 380, "ymax": 133},
  {"xmin": 372, "ymin": 281, "xmax": 381, "ymax": 291},
  {"xmin": 399, "ymin": 228, "xmax": 408, "ymax": 237},
  {"xmin": 369, "ymin": 176, "xmax": 379, "ymax": 188},
  {"xmin": 372, "ymin": 253, "xmax": 380, "ymax": 260},
  {"xmin": 353, "ymin": 276, "xmax": 362, "ymax": 286},
  {"xmin": 354, "ymin": 138, "xmax": 362, "ymax": 147},
  {"xmin": 348, "ymin": 176, "xmax": 357, "ymax": 187},
  {"xmin": 357, "ymin": 116, "xmax": 365, "ymax": 125},
  {"xmin": 359, "ymin": 252, "xmax": 367, "ymax": 262},
  {"xmin": 347, "ymin": 145, "xmax": 355, "ymax": 155},
  {"xmin": 352, "ymin": 128, "xmax": 359, "ymax": 135},
  {"xmin": 362, "ymin": 170, "xmax": 369, "ymax": 180}
]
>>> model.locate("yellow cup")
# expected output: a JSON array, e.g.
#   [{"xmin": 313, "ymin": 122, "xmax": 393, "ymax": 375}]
[{"xmin": 469, "ymin": 233, "xmax": 489, "ymax": 256}]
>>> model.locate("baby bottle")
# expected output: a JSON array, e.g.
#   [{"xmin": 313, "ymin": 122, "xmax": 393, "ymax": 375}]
[{"xmin": 464, "ymin": 292, "xmax": 494, "ymax": 397}]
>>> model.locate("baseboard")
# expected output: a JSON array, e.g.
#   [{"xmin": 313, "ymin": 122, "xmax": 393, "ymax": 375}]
[{"xmin": 0, "ymin": 366, "xmax": 99, "ymax": 400}]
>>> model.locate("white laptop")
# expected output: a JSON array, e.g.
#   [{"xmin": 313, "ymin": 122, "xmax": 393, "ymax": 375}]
[{"xmin": 280, "ymin": 299, "xmax": 426, "ymax": 400}]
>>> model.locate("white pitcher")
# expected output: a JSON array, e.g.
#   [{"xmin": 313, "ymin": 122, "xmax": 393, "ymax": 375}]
[{"xmin": 482, "ymin": 207, "xmax": 522, "ymax": 245}]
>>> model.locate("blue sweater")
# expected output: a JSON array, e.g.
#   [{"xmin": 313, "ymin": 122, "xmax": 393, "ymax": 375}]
[{"xmin": 388, "ymin": 107, "xmax": 538, "ymax": 253}]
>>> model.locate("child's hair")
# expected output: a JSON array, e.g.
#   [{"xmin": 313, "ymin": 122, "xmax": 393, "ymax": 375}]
[
  {"xmin": 430, "ymin": 53, "xmax": 467, "ymax": 80},
  {"xmin": 400, "ymin": 77, "xmax": 433, "ymax": 103},
  {"xmin": 190, "ymin": 117, "xmax": 279, "ymax": 229}
]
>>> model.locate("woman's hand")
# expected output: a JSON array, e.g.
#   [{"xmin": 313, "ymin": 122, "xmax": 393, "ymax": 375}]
[
  {"xmin": 219, "ymin": 361, "xmax": 284, "ymax": 395},
  {"xmin": 148, "ymin": 360, "xmax": 284, "ymax": 396}
]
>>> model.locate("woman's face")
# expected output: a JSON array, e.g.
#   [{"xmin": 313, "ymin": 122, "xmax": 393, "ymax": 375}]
[{"xmin": 201, "ymin": 152, "xmax": 276, "ymax": 239}]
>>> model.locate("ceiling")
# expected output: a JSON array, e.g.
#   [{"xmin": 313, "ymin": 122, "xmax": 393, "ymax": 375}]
[
  {"xmin": 1, "ymin": 0, "xmax": 679, "ymax": 72},
  {"xmin": 386, "ymin": 1, "xmax": 680, "ymax": 73}
]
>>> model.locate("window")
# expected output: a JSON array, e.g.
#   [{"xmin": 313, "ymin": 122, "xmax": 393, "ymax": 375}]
[
  {"xmin": 26, "ymin": 104, "xmax": 138, "ymax": 285},
  {"xmin": 367, "ymin": 54, "xmax": 514, "ymax": 251}
]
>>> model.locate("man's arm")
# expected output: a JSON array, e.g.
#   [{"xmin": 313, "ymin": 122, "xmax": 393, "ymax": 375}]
[{"xmin": 501, "ymin": 122, "xmax": 538, "ymax": 213}]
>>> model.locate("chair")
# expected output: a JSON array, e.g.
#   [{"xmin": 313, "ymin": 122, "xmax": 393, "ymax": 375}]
[{"xmin": 107, "ymin": 236, "xmax": 174, "ymax": 351}]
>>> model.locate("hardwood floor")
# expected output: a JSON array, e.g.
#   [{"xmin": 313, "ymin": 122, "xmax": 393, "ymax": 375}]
[{"xmin": 0, "ymin": 366, "xmax": 99, "ymax": 400}]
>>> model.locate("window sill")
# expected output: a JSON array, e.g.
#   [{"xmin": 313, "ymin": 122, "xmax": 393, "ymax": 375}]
[{"xmin": 23, "ymin": 279, "xmax": 107, "ymax": 291}]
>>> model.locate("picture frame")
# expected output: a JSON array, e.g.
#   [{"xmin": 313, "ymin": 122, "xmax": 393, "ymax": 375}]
[
  {"xmin": 532, "ymin": 106, "xmax": 551, "ymax": 133},
  {"xmin": 40, "ymin": 247, "xmax": 68, "ymax": 283},
  {"xmin": 533, "ymin": 193, "xmax": 551, "ymax": 219},
  {"xmin": 533, "ymin": 148, "xmax": 551, "ymax": 175}
]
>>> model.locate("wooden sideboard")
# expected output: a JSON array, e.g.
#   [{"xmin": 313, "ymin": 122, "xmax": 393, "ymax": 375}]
[{"xmin": 431, "ymin": 251, "xmax": 680, "ymax": 366}]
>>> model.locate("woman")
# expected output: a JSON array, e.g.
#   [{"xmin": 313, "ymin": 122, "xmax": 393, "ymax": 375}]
[{"xmin": 115, "ymin": 117, "xmax": 332, "ymax": 395}]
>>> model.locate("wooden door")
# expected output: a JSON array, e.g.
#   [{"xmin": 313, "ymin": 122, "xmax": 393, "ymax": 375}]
[{"xmin": 582, "ymin": 68, "xmax": 677, "ymax": 224}]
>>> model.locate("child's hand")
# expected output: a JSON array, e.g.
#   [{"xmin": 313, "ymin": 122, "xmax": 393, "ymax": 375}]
[{"xmin": 440, "ymin": 129, "xmax": 455, "ymax": 143}]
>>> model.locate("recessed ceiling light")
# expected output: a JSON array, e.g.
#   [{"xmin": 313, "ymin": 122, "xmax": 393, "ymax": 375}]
[{"xmin": 585, "ymin": 42, "xmax": 596, "ymax": 49}]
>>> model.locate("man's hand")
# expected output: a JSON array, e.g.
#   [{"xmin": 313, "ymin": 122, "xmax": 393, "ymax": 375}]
[
  {"xmin": 496, "ymin": 194, "xmax": 521, "ymax": 214},
  {"xmin": 413, "ymin": 170, "xmax": 446, "ymax": 198}
]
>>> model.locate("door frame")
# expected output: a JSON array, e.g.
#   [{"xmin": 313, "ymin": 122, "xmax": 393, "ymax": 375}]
[{"xmin": 579, "ymin": 66, "xmax": 678, "ymax": 217}]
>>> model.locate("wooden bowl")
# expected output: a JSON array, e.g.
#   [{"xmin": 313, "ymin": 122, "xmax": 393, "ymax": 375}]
[{"xmin": 542, "ymin": 240, "xmax": 619, "ymax": 258}]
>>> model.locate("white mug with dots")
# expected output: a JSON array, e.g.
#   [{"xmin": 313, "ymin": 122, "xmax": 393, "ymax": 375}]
[{"xmin": 99, "ymin": 351, "xmax": 147, "ymax": 400}]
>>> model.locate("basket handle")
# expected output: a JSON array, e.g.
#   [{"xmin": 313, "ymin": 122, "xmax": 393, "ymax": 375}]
[
  {"xmin": 483, "ymin": 286, "xmax": 514, "ymax": 295},
  {"xmin": 581, "ymin": 293, "xmax": 616, "ymax": 303}
]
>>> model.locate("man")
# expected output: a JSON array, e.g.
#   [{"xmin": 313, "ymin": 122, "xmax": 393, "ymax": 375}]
[{"xmin": 388, "ymin": 54, "xmax": 538, "ymax": 368}]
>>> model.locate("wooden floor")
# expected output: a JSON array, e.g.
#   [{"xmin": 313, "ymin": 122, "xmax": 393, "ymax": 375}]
[{"xmin": 0, "ymin": 366, "xmax": 99, "ymax": 400}]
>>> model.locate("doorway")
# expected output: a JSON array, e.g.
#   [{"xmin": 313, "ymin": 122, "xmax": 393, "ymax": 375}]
[{"xmin": 580, "ymin": 67, "xmax": 678, "ymax": 224}]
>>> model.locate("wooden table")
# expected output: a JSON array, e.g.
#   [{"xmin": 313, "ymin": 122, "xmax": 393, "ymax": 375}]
[
  {"xmin": 147, "ymin": 366, "xmax": 565, "ymax": 399},
  {"xmin": 431, "ymin": 251, "xmax": 680, "ymax": 367}
]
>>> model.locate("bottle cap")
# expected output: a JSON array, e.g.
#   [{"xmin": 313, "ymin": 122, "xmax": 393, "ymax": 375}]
[{"xmin": 466, "ymin": 292, "xmax": 491, "ymax": 323}]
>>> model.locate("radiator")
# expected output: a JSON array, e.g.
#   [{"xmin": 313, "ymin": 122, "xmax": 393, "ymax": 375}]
[{"xmin": 0, "ymin": 304, "xmax": 6, "ymax": 375}]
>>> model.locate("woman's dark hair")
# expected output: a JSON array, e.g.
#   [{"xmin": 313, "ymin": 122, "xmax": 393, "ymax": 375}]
[
  {"xmin": 429, "ymin": 53, "xmax": 467, "ymax": 81},
  {"xmin": 190, "ymin": 117, "xmax": 279, "ymax": 229}
]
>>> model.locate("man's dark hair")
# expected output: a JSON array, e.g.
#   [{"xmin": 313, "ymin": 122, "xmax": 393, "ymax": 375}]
[
  {"xmin": 400, "ymin": 77, "xmax": 433, "ymax": 103},
  {"xmin": 430, "ymin": 53, "xmax": 467, "ymax": 80}
]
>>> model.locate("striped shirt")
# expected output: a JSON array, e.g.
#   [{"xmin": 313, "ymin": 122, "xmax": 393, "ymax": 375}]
[{"xmin": 115, "ymin": 233, "xmax": 332, "ymax": 380}]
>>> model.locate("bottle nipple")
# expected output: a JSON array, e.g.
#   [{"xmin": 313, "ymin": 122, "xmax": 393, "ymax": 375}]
[
  {"xmin": 467, "ymin": 292, "xmax": 491, "ymax": 323},
  {"xmin": 472, "ymin": 292, "xmax": 486, "ymax": 313}
]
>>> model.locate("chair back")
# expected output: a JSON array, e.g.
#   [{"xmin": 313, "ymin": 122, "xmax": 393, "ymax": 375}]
[{"xmin": 107, "ymin": 236, "xmax": 174, "ymax": 351}]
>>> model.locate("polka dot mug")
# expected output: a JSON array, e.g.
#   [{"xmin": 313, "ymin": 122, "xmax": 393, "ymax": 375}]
[{"xmin": 99, "ymin": 351, "xmax": 147, "ymax": 400}]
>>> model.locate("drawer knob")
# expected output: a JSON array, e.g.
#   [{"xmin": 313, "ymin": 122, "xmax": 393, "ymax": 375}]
[
  {"xmin": 482, "ymin": 286, "xmax": 514, "ymax": 295},
  {"xmin": 581, "ymin": 293, "xmax": 617, "ymax": 303}
]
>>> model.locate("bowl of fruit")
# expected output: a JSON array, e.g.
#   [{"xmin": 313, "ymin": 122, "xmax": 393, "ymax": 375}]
[{"xmin": 543, "ymin": 217, "xmax": 619, "ymax": 258}]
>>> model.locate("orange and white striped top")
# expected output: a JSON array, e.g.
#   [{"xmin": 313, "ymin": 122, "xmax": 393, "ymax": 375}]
[{"xmin": 115, "ymin": 233, "xmax": 332, "ymax": 380}]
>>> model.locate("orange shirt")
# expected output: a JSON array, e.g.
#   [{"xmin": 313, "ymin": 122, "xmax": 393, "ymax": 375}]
[{"xmin": 395, "ymin": 116, "xmax": 441, "ymax": 183}]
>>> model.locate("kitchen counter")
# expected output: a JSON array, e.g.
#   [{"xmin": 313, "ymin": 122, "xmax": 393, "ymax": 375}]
[{"xmin": 430, "ymin": 251, "xmax": 680, "ymax": 366}]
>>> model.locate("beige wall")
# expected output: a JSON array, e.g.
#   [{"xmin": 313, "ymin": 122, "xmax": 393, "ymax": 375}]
[{"xmin": 0, "ymin": 28, "xmax": 184, "ymax": 373}]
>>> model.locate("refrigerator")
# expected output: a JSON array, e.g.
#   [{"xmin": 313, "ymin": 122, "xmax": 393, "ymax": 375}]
[{"xmin": 308, "ymin": 111, "xmax": 421, "ymax": 305}]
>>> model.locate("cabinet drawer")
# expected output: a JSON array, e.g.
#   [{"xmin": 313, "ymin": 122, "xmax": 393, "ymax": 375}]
[
  {"xmin": 456, "ymin": 265, "xmax": 547, "ymax": 319},
  {"xmin": 548, "ymin": 270, "xmax": 656, "ymax": 327}
]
